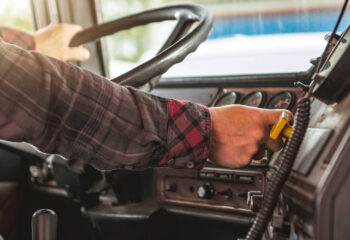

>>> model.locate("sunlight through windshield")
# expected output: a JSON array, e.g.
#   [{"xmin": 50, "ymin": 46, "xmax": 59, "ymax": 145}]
[{"xmin": 100, "ymin": 0, "xmax": 350, "ymax": 77}]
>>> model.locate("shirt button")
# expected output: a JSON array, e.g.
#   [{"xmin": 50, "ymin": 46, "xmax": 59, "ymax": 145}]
[
  {"xmin": 186, "ymin": 161, "xmax": 195, "ymax": 169},
  {"xmin": 167, "ymin": 158, "xmax": 175, "ymax": 166}
]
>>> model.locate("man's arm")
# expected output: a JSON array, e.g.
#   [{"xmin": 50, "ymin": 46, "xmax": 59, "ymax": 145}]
[{"xmin": 0, "ymin": 40, "xmax": 210, "ymax": 170}]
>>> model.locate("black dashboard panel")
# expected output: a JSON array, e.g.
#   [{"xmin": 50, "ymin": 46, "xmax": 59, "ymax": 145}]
[
  {"xmin": 151, "ymin": 88, "xmax": 219, "ymax": 106},
  {"xmin": 157, "ymin": 167, "xmax": 266, "ymax": 214},
  {"xmin": 211, "ymin": 87, "xmax": 304, "ymax": 111}
]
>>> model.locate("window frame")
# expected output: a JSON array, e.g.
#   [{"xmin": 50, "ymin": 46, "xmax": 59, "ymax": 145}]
[{"xmin": 31, "ymin": 0, "xmax": 109, "ymax": 77}]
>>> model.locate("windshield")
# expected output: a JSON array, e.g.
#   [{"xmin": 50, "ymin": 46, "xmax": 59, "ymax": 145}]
[
  {"xmin": 0, "ymin": 0, "xmax": 33, "ymax": 32},
  {"xmin": 101, "ymin": 0, "xmax": 350, "ymax": 77}
]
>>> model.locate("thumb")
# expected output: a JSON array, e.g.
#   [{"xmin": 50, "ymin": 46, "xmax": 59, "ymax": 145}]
[
  {"xmin": 261, "ymin": 109, "xmax": 293, "ymax": 126},
  {"xmin": 66, "ymin": 46, "xmax": 90, "ymax": 61}
]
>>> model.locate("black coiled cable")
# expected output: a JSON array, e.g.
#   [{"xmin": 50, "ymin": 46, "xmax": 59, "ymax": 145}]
[{"xmin": 245, "ymin": 97, "xmax": 311, "ymax": 240}]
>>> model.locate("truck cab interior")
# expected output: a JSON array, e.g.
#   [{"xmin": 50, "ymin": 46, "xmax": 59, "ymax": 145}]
[{"xmin": 1, "ymin": 0, "xmax": 350, "ymax": 239}]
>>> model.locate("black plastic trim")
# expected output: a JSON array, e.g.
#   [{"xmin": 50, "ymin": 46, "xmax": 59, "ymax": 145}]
[{"xmin": 157, "ymin": 70, "xmax": 313, "ymax": 89}]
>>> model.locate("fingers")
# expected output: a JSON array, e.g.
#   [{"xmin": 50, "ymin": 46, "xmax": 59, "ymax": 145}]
[
  {"xmin": 252, "ymin": 146, "xmax": 266, "ymax": 160},
  {"xmin": 265, "ymin": 137, "xmax": 284, "ymax": 152},
  {"xmin": 62, "ymin": 24, "xmax": 90, "ymax": 61},
  {"xmin": 261, "ymin": 109, "xmax": 293, "ymax": 126},
  {"xmin": 64, "ymin": 24, "xmax": 90, "ymax": 61},
  {"xmin": 58, "ymin": 23, "xmax": 83, "ymax": 36},
  {"xmin": 258, "ymin": 109, "xmax": 291, "ymax": 153},
  {"xmin": 66, "ymin": 46, "xmax": 90, "ymax": 61}
]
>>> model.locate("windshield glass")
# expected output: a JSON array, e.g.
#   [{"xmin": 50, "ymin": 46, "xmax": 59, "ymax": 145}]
[
  {"xmin": 0, "ymin": 0, "xmax": 33, "ymax": 32},
  {"xmin": 100, "ymin": 0, "xmax": 350, "ymax": 77}
]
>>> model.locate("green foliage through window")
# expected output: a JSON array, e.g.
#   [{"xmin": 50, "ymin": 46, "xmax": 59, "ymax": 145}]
[{"xmin": 0, "ymin": 0, "xmax": 33, "ymax": 32}]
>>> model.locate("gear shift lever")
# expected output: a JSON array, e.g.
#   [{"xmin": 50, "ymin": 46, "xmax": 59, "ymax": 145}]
[{"xmin": 32, "ymin": 209, "xmax": 57, "ymax": 240}]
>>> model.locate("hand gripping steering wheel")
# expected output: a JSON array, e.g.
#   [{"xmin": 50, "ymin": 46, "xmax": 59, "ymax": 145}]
[{"xmin": 70, "ymin": 4, "xmax": 213, "ymax": 89}]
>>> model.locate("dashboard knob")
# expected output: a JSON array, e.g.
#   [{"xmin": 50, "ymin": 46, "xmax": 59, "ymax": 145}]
[{"xmin": 197, "ymin": 184, "xmax": 215, "ymax": 199}]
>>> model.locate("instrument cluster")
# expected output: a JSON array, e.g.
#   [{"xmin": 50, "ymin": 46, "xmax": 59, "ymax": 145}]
[{"xmin": 214, "ymin": 90, "xmax": 296, "ymax": 110}]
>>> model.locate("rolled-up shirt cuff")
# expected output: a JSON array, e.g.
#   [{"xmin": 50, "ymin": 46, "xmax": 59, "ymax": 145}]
[{"xmin": 158, "ymin": 100, "xmax": 211, "ymax": 170}]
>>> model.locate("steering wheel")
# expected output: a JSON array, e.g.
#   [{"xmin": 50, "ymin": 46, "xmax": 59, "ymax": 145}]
[{"xmin": 70, "ymin": 4, "xmax": 213, "ymax": 89}]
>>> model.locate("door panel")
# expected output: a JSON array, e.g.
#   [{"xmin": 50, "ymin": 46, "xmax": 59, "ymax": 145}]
[
  {"xmin": 0, "ymin": 149, "xmax": 23, "ymax": 240},
  {"xmin": 0, "ymin": 182, "xmax": 19, "ymax": 240}
]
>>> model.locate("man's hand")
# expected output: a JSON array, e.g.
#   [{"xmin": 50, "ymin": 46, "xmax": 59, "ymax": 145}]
[
  {"xmin": 33, "ymin": 23, "xmax": 90, "ymax": 62},
  {"xmin": 209, "ymin": 105, "xmax": 293, "ymax": 168}
]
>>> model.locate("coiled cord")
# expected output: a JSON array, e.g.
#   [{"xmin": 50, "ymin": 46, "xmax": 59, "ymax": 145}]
[{"xmin": 245, "ymin": 97, "xmax": 311, "ymax": 240}]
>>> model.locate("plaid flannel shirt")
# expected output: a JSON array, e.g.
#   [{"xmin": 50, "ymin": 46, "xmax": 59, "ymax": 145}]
[{"xmin": 0, "ymin": 27, "xmax": 211, "ymax": 170}]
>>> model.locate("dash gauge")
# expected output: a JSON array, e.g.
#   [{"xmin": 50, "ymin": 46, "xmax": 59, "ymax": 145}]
[
  {"xmin": 267, "ymin": 91, "xmax": 295, "ymax": 110},
  {"xmin": 215, "ymin": 92, "xmax": 241, "ymax": 106},
  {"xmin": 241, "ymin": 91, "xmax": 267, "ymax": 108}
]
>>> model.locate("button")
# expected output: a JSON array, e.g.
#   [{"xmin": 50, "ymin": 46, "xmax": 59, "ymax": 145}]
[
  {"xmin": 199, "ymin": 172, "xmax": 215, "ymax": 178},
  {"xmin": 216, "ymin": 173, "xmax": 233, "ymax": 181},
  {"xmin": 234, "ymin": 174, "xmax": 254, "ymax": 183},
  {"xmin": 167, "ymin": 158, "xmax": 175, "ymax": 166},
  {"xmin": 186, "ymin": 161, "xmax": 195, "ymax": 169}
]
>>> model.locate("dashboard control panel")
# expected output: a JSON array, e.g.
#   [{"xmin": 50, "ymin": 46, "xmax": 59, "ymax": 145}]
[{"xmin": 157, "ymin": 167, "xmax": 266, "ymax": 214}]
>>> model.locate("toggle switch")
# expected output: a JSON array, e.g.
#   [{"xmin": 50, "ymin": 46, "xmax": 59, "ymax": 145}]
[{"xmin": 270, "ymin": 112, "xmax": 293, "ymax": 140}]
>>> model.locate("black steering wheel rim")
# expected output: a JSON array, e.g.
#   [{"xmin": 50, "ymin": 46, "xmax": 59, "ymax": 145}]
[{"xmin": 70, "ymin": 4, "xmax": 213, "ymax": 88}]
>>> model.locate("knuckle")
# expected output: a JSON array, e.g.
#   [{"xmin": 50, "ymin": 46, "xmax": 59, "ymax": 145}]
[
  {"xmin": 57, "ymin": 24, "xmax": 66, "ymax": 31},
  {"xmin": 251, "ymin": 108, "xmax": 263, "ymax": 122},
  {"xmin": 252, "ymin": 127, "xmax": 265, "ymax": 140}
]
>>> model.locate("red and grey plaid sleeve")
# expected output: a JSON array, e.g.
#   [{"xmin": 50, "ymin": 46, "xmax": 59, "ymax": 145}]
[
  {"xmin": 0, "ymin": 40, "xmax": 210, "ymax": 171},
  {"xmin": 158, "ymin": 100, "xmax": 210, "ymax": 169},
  {"xmin": 0, "ymin": 26, "xmax": 35, "ymax": 50}
]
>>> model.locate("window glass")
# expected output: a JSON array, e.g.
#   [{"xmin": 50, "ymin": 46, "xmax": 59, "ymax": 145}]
[
  {"xmin": 100, "ymin": 0, "xmax": 350, "ymax": 77},
  {"xmin": 0, "ymin": 0, "xmax": 34, "ymax": 32}
]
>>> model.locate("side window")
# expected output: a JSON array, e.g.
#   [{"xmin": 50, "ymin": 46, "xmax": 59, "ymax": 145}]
[{"xmin": 0, "ymin": 0, "xmax": 34, "ymax": 32}]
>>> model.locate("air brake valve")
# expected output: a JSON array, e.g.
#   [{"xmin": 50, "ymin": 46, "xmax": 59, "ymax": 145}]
[{"xmin": 270, "ymin": 112, "xmax": 293, "ymax": 140}]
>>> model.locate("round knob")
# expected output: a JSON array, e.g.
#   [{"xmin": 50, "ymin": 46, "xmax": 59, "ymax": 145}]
[{"xmin": 197, "ymin": 184, "xmax": 215, "ymax": 199}]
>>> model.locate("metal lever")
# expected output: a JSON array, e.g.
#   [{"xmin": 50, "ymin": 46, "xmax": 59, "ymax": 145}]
[{"xmin": 32, "ymin": 209, "xmax": 57, "ymax": 240}]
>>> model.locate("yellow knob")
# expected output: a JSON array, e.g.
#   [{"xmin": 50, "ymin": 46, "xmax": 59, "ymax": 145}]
[{"xmin": 270, "ymin": 112, "xmax": 293, "ymax": 140}]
